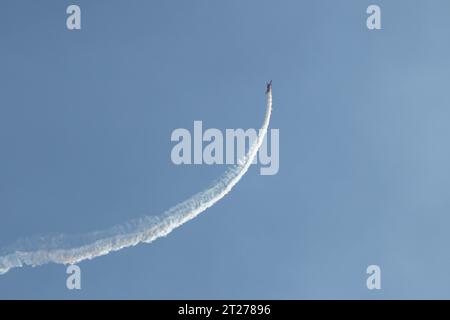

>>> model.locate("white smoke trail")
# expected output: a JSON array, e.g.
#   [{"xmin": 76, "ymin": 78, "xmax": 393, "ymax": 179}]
[{"xmin": 0, "ymin": 89, "xmax": 272, "ymax": 275}]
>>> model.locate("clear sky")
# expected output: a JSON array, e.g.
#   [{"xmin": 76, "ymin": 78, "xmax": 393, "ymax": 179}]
[{"xmin": 1, "ymin": 0, "xmax": 450, "ymax": 299}]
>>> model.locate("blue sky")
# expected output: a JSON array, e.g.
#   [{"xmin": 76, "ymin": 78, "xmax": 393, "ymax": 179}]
[{"xmin": 1, "ymin": 0, "xmax": 450, "ymax": 299}]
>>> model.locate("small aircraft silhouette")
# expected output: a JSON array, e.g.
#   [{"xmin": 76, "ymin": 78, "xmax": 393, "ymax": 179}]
[{"xmin": 266, "ymin": 80, "xmax": 272, "ymax": 94}]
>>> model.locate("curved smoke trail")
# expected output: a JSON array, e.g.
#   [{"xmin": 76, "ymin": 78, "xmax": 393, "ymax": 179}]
[{"xmin": 0, "ymin": 89, "xmax": 272, "ymax": 275}]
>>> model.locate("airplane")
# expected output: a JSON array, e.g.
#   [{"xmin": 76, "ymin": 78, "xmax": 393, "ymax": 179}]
[{"xmin": 266, "ymin": 80, "xmax": 272, "ymax": 94}]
